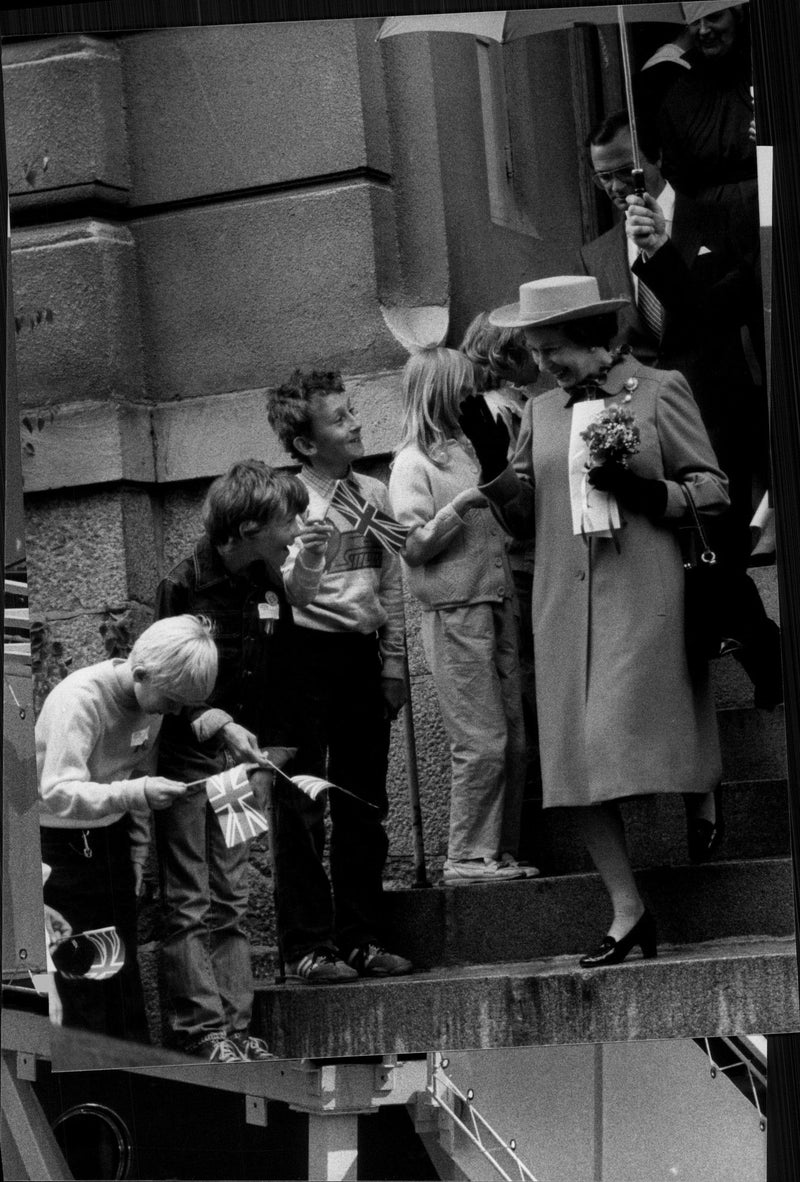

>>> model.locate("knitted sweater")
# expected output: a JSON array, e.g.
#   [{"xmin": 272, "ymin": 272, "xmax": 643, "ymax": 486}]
[
  {"xmin": 389, "ymin": 440, "xmax": 514, "ymax": 610},
  {"xmin": 282, "ymin": 466, "xmax": 406, "ymax": 680},
  {"xmin": 37, "ymin": 660, "xmax": 159, "ymax": 856}
]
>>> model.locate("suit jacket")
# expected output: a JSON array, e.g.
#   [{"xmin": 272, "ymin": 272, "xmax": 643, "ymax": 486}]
[{"xmin": 579, "ymin": 193, "xmax": 763, "ymax": 477}]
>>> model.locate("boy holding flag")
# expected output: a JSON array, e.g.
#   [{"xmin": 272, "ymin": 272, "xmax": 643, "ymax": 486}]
[
  {"xmin": 267, "ymin": 369, "xmax": 413, "ymax": 980},
  {"xmin": 154, "ymin": 462, "xmax": 339, "ymax": 1060}
]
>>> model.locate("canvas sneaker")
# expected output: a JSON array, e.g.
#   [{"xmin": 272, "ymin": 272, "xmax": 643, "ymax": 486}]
[
  {"xmin": 499, "ymin": 852, "xmax": 541, "ymax": 879},
  {"xmin": 442, "ymin": 857, "xmax": 526, "ymax": 885},
  {"xmin": 188, "ymin": 1031, "xmax": 247, "ymax": 1063},
  {"xmin": 229, "ymin": 1032, "xmax": 275, "ymax": 1062},
  {"xmin": 347, "ymin": 943, "xmax": 413, "ymax": 977},
  {"xmin": 286, "ymin": 947, "xmax": 359, "ymax": 984}
]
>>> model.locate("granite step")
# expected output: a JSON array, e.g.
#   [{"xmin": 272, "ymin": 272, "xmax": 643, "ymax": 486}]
[
  {"xmin": 250, "ymin": 935, "xmax": 799, "ymax": 1059},
  {"xmin": 379, "ymin": 856, "xmax": 795, "ymax": 970}
]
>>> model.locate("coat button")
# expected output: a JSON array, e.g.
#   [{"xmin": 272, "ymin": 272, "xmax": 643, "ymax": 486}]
[
  {"xmin": 494, "ymin": 557, "xmax": 503, "ymax": 567},
  {"xmin": 498, "ymin": 586, "xmax": 505, "ymax": 596},
  {"xmin": 577, "ymin": 571, "xmax": 586, "ymax": 580}
]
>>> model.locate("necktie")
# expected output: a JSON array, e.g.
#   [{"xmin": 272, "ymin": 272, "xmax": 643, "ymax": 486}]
[{"xmin": 637, "ymin": 276, "xmax": 664, "ymax": 341}]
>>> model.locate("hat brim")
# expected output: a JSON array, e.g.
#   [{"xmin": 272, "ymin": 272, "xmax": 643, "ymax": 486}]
[{"xmin": 488, "ymin": 296, "xmax": 629, "ymax": 329}]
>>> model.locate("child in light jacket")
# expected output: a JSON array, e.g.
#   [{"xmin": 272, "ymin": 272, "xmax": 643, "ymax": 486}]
[{"xmin": 389, "ymin": 347, "xmax": 536, "ymax": 885}]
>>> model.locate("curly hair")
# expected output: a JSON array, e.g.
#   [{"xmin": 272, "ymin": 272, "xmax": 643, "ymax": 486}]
[
  {"xmin": 266, "ymin": 369, "xmax": 346, "ymax": 463},
  {"xmin": 459, "ymin": 313, "xmax": 532, "ymax": 392}
]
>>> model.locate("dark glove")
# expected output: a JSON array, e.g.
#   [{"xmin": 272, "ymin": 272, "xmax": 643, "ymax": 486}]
[
  {"xmin": 588, "ymin": 462, "xmax": 668, "ymax": 520},
  {"xmin": 458, "ymin": 395, "xmax": 510, "ymax": 481}
]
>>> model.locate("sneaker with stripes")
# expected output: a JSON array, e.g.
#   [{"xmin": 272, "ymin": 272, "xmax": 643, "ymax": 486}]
[
  {"xmin": 188, "ymin": 1031, "xmax": 247, "ymax": 1063},
  {"xmin": 230, "ymin": 1031, "xmax": 275, "ymax": 1061}
]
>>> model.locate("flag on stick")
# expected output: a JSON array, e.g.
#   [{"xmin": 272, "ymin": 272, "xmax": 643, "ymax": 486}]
[
  {"xmin": 84, "ymin": 927, "xmax": 126, "ymax": 980},
  {"xmin": 329, "ymin": 480, "xmax": 409, "ymax": 555},
  {"xmin": 290, "ymin": 774, "xmax": 334, "ymax": 802},
  {"xmin": 205, "ymin": 763, "xmax": 270, "ymax": 846},
  {"xmin": 52, "ymin": 926, "xmax": 126, "ymax": 981}
]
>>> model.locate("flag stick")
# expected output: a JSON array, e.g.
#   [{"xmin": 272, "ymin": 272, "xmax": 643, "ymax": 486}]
[{"xmin": 182, "ymin": 761, "xmax": 380, "ymax": 809}]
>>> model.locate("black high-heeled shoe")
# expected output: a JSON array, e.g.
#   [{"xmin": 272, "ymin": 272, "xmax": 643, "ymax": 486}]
[
  {"xmin": 687, "ymin": 785, "xmax": 725, "ymax": 863},
  {"xmin": 579, "ymin": 909, "xmax": 657, "ymax": 968}
]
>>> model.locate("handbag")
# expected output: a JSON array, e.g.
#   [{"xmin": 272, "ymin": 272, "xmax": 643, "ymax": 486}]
[{"xmin": 679, "ymin": 484, "xmax": 743, "ymax": 667}]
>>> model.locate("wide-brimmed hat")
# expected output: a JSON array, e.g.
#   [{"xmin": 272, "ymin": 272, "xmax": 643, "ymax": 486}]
[{"xmin": 488, "ymin": 276, "xmax": 629, "ymax": 330}]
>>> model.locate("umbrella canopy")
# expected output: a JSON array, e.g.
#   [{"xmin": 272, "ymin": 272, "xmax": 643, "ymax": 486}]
[{"xmin": 376, "ymin": 3, "xmax": 746, "ymax": 43}]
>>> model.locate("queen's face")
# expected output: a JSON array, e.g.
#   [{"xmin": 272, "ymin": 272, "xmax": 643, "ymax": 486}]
[{"xmin": 523, "ymin": 325, "xmax": 598, "ymax": 390}]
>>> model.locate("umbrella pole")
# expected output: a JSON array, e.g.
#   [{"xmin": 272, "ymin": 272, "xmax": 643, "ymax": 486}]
[
  {"xmin": 617, "ymin": 4, "xmax": 646, "ymax": 196},
  {"xmin": 402, "ymin": 641, "xmax": 430, "ymax": 888}
]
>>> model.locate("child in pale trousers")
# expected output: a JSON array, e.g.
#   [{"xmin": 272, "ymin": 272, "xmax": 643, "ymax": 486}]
[{"xmin": 388, "ymin": 347, "xmax": 536, "ymax": 885}]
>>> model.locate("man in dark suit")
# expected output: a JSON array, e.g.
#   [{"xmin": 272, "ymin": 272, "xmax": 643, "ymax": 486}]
[{"xmin": 580, "ymin": 110, "xmax": 781, "ymax": 710}]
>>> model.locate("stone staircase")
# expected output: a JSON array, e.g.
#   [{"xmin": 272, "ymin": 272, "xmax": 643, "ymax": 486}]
[{"xmin": 248, "ymin": 623, "xmax": 799, "ymax": 1058}]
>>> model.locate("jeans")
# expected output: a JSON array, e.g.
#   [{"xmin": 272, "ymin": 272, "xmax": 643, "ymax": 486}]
[
  {"xmin": 41, "ymin": 819, "xmax": 149, "ymax": 1043},
  {"xmin": 154, "ymin": 790, "xmax": 253, "ymax": 1046}
]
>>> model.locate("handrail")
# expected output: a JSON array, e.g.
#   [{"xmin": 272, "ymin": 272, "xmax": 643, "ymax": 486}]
[{"xmin": 427, "ymin": 1053, "xmax": 538, "ymax": 1182}]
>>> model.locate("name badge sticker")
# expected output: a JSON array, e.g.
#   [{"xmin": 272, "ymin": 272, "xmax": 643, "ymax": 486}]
[{"xmin": 258, "ymin": 593, "xmax": 280, "ymax": 622}]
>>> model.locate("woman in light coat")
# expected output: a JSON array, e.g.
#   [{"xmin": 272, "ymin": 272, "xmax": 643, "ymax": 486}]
[{"xmin": 460, "ymin": 276, "xmax": 730, "ymax": 966}]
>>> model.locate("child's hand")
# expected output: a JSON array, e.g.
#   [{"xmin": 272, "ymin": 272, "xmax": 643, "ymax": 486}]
[
  {"xmin": 453, "ymin": 488, "xmax": 489, "ymax": 517},
  {"xmin": 44, "ymin": 904, "xmax": 72, "ymax": 947},
  {"xmin": 381, "ymin": 676, "xmax": 407, "ymax": 721},
  {"xmin": 298, "ymin": 517, "xmax": 335, "ymax": 557},
  {"xmin": 222, "ymin": 721, "xmax": 271, "ymax": 766},
  {"xmin": 144, "ymin": 777, "xmax": 188, "ymax": 810}
]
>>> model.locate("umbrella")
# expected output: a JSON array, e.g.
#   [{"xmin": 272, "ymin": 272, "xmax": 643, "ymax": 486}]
[
  {"xmin": 376, "ymin": 3, "xmax": 744, "ymax": 44},
  {"xmin": 377, "ymin": 3, "xmax": 749, "ymax": 181}
]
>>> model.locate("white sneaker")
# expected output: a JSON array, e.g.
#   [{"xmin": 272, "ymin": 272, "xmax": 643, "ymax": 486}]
[
  {"xmin": 442, "ymin": 858, "xmax": 525, "ymax": 885},
  {"xmin": 499, "ymin": 852, "xmax": 541, "ymax": 879}
]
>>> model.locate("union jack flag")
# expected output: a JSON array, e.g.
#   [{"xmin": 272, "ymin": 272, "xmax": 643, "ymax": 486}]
[
  {"xmin": 290, "ymin": 774, "xmax": 334, "ymax": 802},
  {"xmin": 329, "ymin": 481, "xmax": 409, "ymax": 555},
  {"xmin": 205, "ymin": 764, "xmax": 270, "ymax": 847},
  {"xmin": 83, "ymin": 926, "xmax": 126, "ymax": 980}
]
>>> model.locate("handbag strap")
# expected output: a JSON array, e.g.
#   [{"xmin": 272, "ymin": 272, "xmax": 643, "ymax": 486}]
[{"xmin": 681, "ymin": 484, "xmax": 717, "ymax": 565}]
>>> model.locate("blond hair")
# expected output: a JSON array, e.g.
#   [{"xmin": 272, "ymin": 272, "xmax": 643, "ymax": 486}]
[
  {"xmin": 129, "ymin": 615, "xmax": 218, "ymax": 701},
  {"xmin": 395, "ymin": 347, "xmax": 476, "ymax": 467}
]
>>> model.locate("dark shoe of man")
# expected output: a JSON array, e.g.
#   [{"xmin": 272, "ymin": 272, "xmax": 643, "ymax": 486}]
[
  {"xmin": 286, "ymin": 947, "xmax": 359, "ymax": 984},
  {"xmin": 347, "ymin": 943, "xmax": 413, "ymax": 977}
]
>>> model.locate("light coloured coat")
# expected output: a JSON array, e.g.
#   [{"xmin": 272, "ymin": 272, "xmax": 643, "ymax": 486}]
[{"xmin": 484, "ymin": 354, "xmax": 730, "ymax": 808}]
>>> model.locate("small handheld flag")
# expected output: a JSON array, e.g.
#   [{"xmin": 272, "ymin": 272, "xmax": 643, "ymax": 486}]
[
  {"xmin": 290, "ymin": 774, "xmax": 334, "ymax": 802},
  {"xmin": 329, "ymin": 481, "xmax": 409, "ymax": 555},
  {"xmin": 205, "ymin": 763, "xmax": 270, "ymax": 847},
  {"xmin": 51, "ymin": 926, "xmax": 125, "ymax": 981}
]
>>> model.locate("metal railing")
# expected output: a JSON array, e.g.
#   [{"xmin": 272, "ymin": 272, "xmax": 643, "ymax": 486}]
[{"xmin": 427, "ymin": 1052, "xmax": 538, "ymax": 1182}]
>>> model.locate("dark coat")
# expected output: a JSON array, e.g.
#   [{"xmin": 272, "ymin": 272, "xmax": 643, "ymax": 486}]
[{"xmin": 580, "ymin": 195, "xmax": 766, "ymax": 555}]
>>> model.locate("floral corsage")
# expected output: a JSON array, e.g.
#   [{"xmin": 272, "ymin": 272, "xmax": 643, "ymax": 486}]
[{"xmin": 580, "ymin": 403, "xmax": 640, "ymax": 469}]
